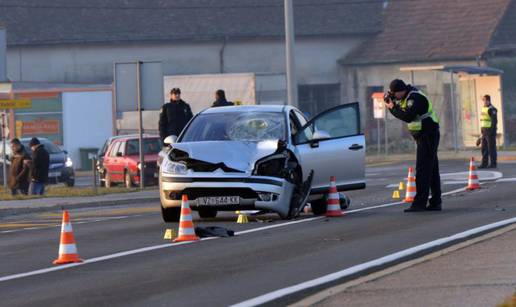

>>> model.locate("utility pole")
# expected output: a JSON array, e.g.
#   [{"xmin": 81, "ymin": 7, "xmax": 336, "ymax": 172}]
[
  {"xmin": 284, "ymin": 0, "xmax": 298, "ymax": 107},
  {"xmin": 136, "ymin": 61, "xmax": 145, "ymax": 190}
]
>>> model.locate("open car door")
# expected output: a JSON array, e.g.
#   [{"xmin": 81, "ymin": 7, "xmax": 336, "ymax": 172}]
[{"xmin": 293, "ymin": 102, "xmax": 365, "ymax": 194}]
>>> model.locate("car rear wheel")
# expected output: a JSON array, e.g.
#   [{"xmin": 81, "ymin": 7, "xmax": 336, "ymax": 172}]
[
  {"xmin": 105, "ymin": 172, "xmax": 113, "ymax": 188},
  {"xmin": 125, "ymin": 172, "xmax": 133, "ymax": 188},
  {"xmin": 161, "ymin": 206, "xmax": 181, "ymax": 222},
  {"xmin": 197, "ymin": 208, "xmax": 217, "ymax": 219}
]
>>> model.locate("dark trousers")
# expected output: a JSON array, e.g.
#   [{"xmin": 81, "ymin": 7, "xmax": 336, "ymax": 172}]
[
  {"xmin": 11, "ymin": 188, "xmax": 29, "ymax": 196},
  {"xmin": 30, "ymin": 182, "xmax": 46, "ymax": 195},
  {"xmin": 413, "ymin": 129, "xmax": 441, "ymax": 207},
  {"xmin": 481, "ymin": 129, "xmax": 497, "ymax": 167}
]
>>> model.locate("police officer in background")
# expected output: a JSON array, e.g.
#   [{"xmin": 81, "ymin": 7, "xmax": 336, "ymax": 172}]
[
  {"xmin": 477, "ymin": 94, "xmax": 497, "ymax": 168},
  {"xmin": 159, "ymin": 88, "xmax": 193, "ymax": 144},
  {"xmin": 211, "ymin": 89, "xmax": 234, "ymax": 108},
  {"xmin": 384, "ymin": 79, "xmax": 442, "ymax": 212}
]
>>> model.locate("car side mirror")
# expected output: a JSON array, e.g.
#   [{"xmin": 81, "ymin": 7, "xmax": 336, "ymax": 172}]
[
  {"xmin": 164, "ymin": 135, "xmax": 177, "ymax": 146},
  {"xmin": 63, "ymin": 150, "xmax": 68, "ymax": 154},
  {"xmin": 116, "ymin": 152, "xmax": 123, "ymax": 157},
  {"xmin": 312, "ymin": 130, "xmax": 331, "ymax": 141}
]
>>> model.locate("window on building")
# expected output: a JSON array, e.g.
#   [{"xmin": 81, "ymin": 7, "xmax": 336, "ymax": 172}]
[{"xmin": 298, "ymin": 84, "xmax": 340, "ymax": 118}]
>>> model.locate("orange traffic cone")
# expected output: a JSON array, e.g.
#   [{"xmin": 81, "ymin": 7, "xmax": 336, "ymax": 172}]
[
  {"xmin": 53, "ymin": 210, "xmax": 83, "ymax": 265},
  {"xmin": 173, "ymin": 195, "xmax": 200, "ymax": 242},
  {"xmin": 326, "ymin": 176, "xmax": 343, "ymax": 217},
  {"xmin": 404, "ymin": 167, "xmax": 416, "ymax": 203},
  {"xmin": 466, "ymin": 157, "xmax": 481, "ymax": 190}
]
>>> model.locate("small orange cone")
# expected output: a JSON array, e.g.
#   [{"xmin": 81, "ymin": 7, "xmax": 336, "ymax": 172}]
[
  {"xmin": 466, "ymin": 157, "xmax": 481, "ymax": 190},
  {"xmin": 326, "ymin": 176, "xmax": 343, "ymax": 217},
  {"xmin": 53, "ymin": 210, "xmax": 83, "ymax": 265},
  {"xmin": 404, "ymin": 167, "xmax": 416, "ymax": 203},
  {"xmin": 173, "ymin": 195, "xmax": 200, "ymax": 242}
]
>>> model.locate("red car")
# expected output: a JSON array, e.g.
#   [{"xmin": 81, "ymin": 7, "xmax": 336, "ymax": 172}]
[{"xmin": 103, "ymin": 135, "xmax": 161, "ymax": 188}]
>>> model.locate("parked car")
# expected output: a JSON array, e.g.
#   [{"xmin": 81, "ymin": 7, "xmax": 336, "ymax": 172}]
[
  {"xmin": 158, "ymin": 104, "xmax": 365, "ymax": 222},
  {"xmin": 0, "ymin": 137, "xmax": 75, "ymax": 186},
  {"xmin": 102, "ymin": 135, "xmax": 161, "ymax": 188}
]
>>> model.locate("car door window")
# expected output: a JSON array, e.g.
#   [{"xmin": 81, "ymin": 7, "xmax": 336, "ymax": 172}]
[
  {"xmin": 295, "ymin": 103, "xmax": 360, "ymax": 144},
  {"xmin": 117, "ymin": 142, "xmax": 126, "ymax": 157},
  {"xmin": 109, "ymin": 142, "xmax": 120, "ymax": 157},
  {"xmin": 293, "ymin": 110, "xmax": 313, "ymax": 142}
]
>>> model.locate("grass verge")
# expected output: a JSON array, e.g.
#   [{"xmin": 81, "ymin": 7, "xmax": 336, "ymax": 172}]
[{"xmin": 0, "ymin": 185, "xmax": 152, "ymax": 201}]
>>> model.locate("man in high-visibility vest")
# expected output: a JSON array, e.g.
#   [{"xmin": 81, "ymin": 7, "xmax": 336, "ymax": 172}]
[
  {"xmin": 384, "ymin": 79, "xmax": 442, "ymax": 212},
  {"xmin": 477, "ymin": 94, "xmax": 498, "ymax": 168}
]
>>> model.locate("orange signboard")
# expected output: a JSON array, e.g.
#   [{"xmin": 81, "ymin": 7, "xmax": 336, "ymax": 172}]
[{"xmin": 21, "ymin": 120, "xmax": 60, "ymax": 135}]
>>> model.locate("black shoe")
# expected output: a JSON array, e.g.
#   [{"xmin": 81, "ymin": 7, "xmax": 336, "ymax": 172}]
[
  {"xmin": 426, "ymin": 205, "xmax": 442, "ymax": 211},
  {"xmin": 404, "ymin": 206, "xmax": 427, "ymax": 212},
  {"xmin": 478, "ymin": 165, "xmax": 488, "ymax": 169},
  {"xmin": 487, "ymin": 164, "xmax": 497, "ymax": 169}
]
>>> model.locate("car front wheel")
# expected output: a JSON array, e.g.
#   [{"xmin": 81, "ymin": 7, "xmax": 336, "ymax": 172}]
[
  {"xmin": 65, "ymin": 179, "xmax": 75, "ymax": 187},
  {"xmin": 161, "ymin": 206, "xmax": 181, "ymax": 222}
]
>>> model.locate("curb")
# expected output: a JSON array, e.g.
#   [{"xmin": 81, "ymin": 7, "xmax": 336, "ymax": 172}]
[{"xmin": 0, "ymin": 196, "xmax": 160, "ymax": 218}]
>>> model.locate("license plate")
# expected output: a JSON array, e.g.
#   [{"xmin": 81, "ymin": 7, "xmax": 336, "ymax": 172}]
[
  {"xmin": 197, "ymin": 196, "xmax": 240, "ymax": 206},
  {"xmin": 49, "ymin": 172, "xmax": 60, "ymax": 177}
]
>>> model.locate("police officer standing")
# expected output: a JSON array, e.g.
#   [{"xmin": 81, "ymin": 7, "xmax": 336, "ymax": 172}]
[
  {"xmin": 159, "ymin": 88, "xmax": 193, "ymax": 143},
  {"xmin": 477, "ymin": 94, "xmax": 497, "ymax": 168},
  {"xmin": 384, "ymin": 79, "xmax": 442, "ymax": 212},
  {"xmin": 211, "ymin": 89, "xmax": 234, "ymax": 108}
]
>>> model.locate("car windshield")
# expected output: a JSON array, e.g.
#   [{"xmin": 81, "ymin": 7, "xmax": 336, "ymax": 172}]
[
  {"xmin": 126, "ymin": 138, "xmax": 161, "ymax": 155},
  {"xmin": 181, "ymin": 112, "xmax": 286, "ymax": 142},
  {"xmin": 21, "ymin": 139, "xmax": 63, "ymax": 154}
]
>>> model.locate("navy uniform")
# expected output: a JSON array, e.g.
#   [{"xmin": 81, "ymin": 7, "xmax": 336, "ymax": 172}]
[
  {"xmin": 479, "ymin": 100, "xmax": 497, "ymax": 168},
  {"xmin": 387, "ymin": 79, "xmax": 442, "ymax": 212},
  {"xmin": 159, "ymin": 98, "xmax": 193, "ymax": 143}
]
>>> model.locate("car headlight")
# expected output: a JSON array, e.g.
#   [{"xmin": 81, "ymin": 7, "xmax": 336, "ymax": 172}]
[
  {"xmin": 65, "ymin": 157, "xmax": 73, "ymax": 168},
  {"xmin": 137, "ymin": 162, "xmax": 142, "ymax": 170},
  {"xmin": 162, "ymin": 159, "xmax": 188, "ymax": 175}
]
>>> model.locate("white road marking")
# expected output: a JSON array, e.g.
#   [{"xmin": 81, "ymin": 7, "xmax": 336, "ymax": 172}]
[
  {"xmin": 0, "ymin": 187, "xmax": 469, "ymax": 282},
  {"xmin": 496, "ymin": 177, "xmax": 516, "ymax": 183},
  {"xmin": 230, "ymin": 216, "xmax": 516, "ymax": 307}
]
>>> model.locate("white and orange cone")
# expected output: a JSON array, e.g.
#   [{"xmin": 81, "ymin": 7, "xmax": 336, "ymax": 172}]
[
  {"xmin": 53, "ymin": 210, "xmax": 83, "ymax": 265},
  {"xmin": 326, "ymin": 176, "xmax": 343, "ymax": 217},
  {"xmin": 173, "ymin": 195, "xmax": 200, "ymax": 242},
  {"xmin": 466, "ymin": 157, "xmax": 481, "ymax": 190},
  {"xmin": 404, "ymin": 167, "xmax": 416, "ymax": 203}
]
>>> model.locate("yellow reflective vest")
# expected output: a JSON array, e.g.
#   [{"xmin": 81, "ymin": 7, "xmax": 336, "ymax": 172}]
[
  {"xmin": 480, "ymin": 106, "xmax": 493, "ymax": 128},
  {"xmin": 400, "ymin": 90, "xmax": 439, "ymax": 132}
]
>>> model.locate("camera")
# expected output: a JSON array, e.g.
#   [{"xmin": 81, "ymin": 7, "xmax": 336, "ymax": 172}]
[{"xmin": 383, "ymin": 91, "xmax": 395, "ymax": 103}]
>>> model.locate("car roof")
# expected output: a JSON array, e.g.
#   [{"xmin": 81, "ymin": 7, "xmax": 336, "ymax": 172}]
[
  {"xmin": 112, "ymin": 135, "xmax": 160, "ymax": 142},
  {"xmin": 200, "ymin": 105, "xmax": 293, "ymax": 115}
]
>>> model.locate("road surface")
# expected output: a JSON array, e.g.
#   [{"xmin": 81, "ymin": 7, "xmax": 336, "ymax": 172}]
[{"xmin": 0, "ymin": 159, "xmax": 515, "ymax": 306}]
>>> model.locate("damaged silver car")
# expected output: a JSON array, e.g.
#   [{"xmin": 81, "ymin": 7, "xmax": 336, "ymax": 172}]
[{"xmin": 158, "ymin": 104, "xmax": 365, "ymax": 222}]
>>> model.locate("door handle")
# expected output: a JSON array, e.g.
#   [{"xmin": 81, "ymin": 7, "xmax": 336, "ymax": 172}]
[{"xmin": 348, "ymin": 144, "xmax": 363, "ymax": 151}]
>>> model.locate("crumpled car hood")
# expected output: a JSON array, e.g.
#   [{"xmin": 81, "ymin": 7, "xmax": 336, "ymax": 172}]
[{"xmin": 170, "ymin": 140, "xmax": 279, "ymax": 172}]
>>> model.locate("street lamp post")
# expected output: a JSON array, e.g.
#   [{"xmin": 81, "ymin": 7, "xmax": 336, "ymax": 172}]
[{"xmin": 284, "ymin": 0, "xmax": 298, "ymax": 107}]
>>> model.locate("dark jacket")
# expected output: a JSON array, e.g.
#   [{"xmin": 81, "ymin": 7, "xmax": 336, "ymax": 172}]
[
  {"xmin": 30, "ymin": 144, "xmax": 50, "ymax": 183},
  {"xmin": 212, "ymin": 99, "xmax": 234, "ymax": 108},
  {"xmin": 389, "ymin": 85, "xmax": 439, "ymax": 136},
  {"xmin": 8, "ymin": 146, "xmax": 31, "ymax": 189},
  {"xmin": 159, "ymin": 99, "xmax": 193, "ymax": 142}
]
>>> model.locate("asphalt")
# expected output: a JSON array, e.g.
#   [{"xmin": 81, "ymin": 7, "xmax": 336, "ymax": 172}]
[
  {"xmin": 313, "ymin": 227, "xmax": 516, "ymax": 307},
  {"xmin": 0, "ymin": 160, "xmax": 515, "ymax": 306}
]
